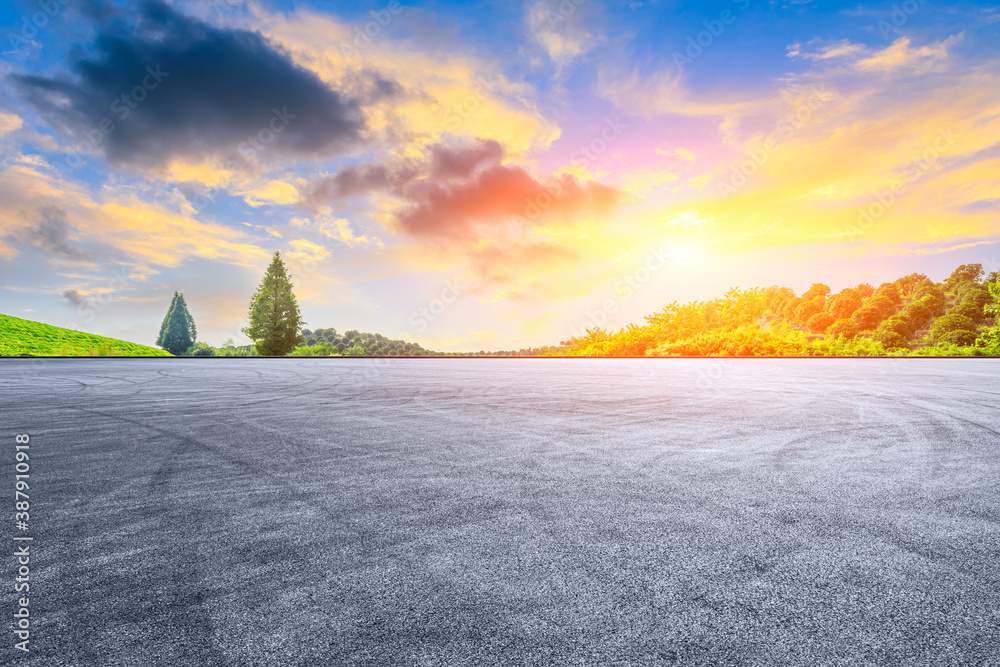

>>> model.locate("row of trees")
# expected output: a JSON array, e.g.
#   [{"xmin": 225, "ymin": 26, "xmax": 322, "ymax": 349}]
[
  {"xmin": 156, "ymin": 256, "xmax": 1000, "ymax": 358},
  {"xmin": 156, "ymin": 251, "xmax": 305, "ymax": 356},
  {"xmin": 157, "ymin": 252, "xmax": 452, "ymax": 357},
  {"xmin": 560, "ymin": 263, "xmax": 1000, "ymax": 357},
  {"xmin": 292, "ymin": 328, "xmax": 437, "ymax": 357}
]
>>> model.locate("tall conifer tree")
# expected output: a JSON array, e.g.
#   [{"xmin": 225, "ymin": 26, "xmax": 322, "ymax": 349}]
[
  {"xmin": 242, "ymin": 251, "xmax": 304, "ymax": 356},
  {"xmin": 156, "ymin": 291, "xmax": 197, "ymax": 355}
]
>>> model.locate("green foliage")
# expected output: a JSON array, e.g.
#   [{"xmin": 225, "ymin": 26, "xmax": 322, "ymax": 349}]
[
  {"xmin": 929, "ymin": 313, "xmax": 977, "ymax": 343},
  {"xmin": 560, "ymin": 262, "xmax": 990, "ymax": 357},
  {"xmin": 0, "ymin": 314, "xmax": 170, "ymax": 357},
  {"xmin": 852, "ymin": 294, "xmax": 896, "ymax": 331},
  {"xmin": 217, "ymin": 340, "xmax": 258, "ymax": 357},
  {"xmin": 872, "ymin": 329, "xmax": 909, "ymax": 350},
  {"xmin": 912, "ymin": 282, "xmax": 946, "ymax": 309},
  {"xmin": 185, "ymin": 342, "xmax": 217, "ymax": 357},
  {"xmin": 649, "ymin": 324, "xmax": 812, "ymax": 357},
  {"xmin": 805, "ymin": 336, "xmax": 889, "ymax": 357},
  {"xmin": 295, "ymin": 328, "xmax": 440, "ymax": 356},
  {"xmin": 944, "ymin": 263, "xmax": 984, "ymax": 293},
  {"xmin": 879, "ymin": 316, "xmax": 917, "ymax": 339},
  {"xmin": 937, "ymin": 330, "xmax": 978, "ymax": 347},
  {"xmin": 911, "ymin": 342, "xmax": 978, "ymax": 357},
  {"xmin": 974, "ymin": 326, "xmax": 1000, "ymax": 355},
  {"xmin": 989, "ymin": 276, "xmax": 1000, "ymax": 317},
  {"xmin": 827, "ymin": 318, "xmax": 859, "ymax": 340},
  {"xmin": 243, "ymin": 251, "xmax": 304, "ymax": 356},
  {"xmin": 923, "ymin": 295, "xmax": 947, "ymax": 317},
  {"xmin": 949, "ymin": 301, "xmax": 986, "ymax": 325},
  {"xmin": 894, "ymin": 273, "xmax": 928, "ymax": 298},
  {"xmin": 344, "ymin": 345, "xmax": 366, "ymax": 356},
  {"xmin": 288, "ymin": 342, "xmax": 340, "ymax": 357},
  {"xmin": 900, "ymin": 298, "xmax": 933, "ymax": 328},
  {"xmin": 956, "ymin": 286, "xmax": 991, "ymax": 323},
  {"xmin": 156, "ymin": 291, "xmax": 197, "ymax": 355}
]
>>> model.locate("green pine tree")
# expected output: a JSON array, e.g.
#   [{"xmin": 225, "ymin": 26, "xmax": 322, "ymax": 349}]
[
  {"xmin": 242, "ymin": 251, "xmax": 304, "ymax": 356},
  {"xmin": 156, "ymin": 291, "xmax": 197, "ymax": 355}
]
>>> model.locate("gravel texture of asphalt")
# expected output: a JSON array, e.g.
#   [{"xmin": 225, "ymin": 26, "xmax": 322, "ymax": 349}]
[{"xmin": 1, "ymin": 357, "xmax": 998, "ymax": 666}]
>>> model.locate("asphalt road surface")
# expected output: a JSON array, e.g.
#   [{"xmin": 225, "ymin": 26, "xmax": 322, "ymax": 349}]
[{"xmin": 1, "ymin": 358, "xmax": 999, "ymax": 666}]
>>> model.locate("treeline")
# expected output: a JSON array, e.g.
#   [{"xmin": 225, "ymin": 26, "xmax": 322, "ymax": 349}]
[
  {"xmin": 160, "ymin": 254, "xmax": 999, "ymax": 358},
  {"xmin": 560, "ymin": 263, "xmax": 1000, "ymax": 357},
  {"xmin": 292, "ymin": 331, "xmax": 565, "ymax": 357},
  {"xmin": 293, "ymin": 328, "xmax": 438, "ymax": 357}
]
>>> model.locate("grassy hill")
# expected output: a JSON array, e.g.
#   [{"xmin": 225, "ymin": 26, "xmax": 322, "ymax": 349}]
[{"xmin": 0, "ymin": 314, "xmax": 171, "ymax": 357}]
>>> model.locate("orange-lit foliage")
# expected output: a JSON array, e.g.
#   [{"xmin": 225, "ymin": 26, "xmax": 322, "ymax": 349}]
[{"xmin": 560, "ymin": 263, "xmax": 995, "ymax": 357}]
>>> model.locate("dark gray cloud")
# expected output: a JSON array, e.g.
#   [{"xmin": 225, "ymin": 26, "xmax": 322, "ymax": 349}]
[
  {"xmin": 429, "ymin": 139, "xmax": 503, "ymax": 179},
  {"xmin": 4, "ymin": 206, "xmax": 90, "ymax": 259},
  {"xmin": 304, "ymin": 139, "xmax": 505, "ymax": 204},
  {"xmin": 306, "ymin": 164, "xmax": 403, "ymax": 203},
  {"xmin": 12, "ymin": 0, "xmax": 385, "ymax": 167}
]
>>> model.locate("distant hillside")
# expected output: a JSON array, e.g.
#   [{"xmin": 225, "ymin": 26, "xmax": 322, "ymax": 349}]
[
  {"xmin": 560, "ymin": 263, "xmax": 999, "ymax": 357},
  {"xmin": 0, "ymin": 314, "xmax": 172, "ymax": 357}
]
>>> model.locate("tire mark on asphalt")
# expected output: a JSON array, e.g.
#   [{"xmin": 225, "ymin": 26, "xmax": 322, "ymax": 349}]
[{"xmin": 878, "ymin": 396, "xmax": 1000, "ymax": 441}]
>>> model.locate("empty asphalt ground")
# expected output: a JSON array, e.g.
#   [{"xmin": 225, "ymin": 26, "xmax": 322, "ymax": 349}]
[{"xmin": 1, "ymin": 358, "xmax": 999, "ymax": 666}]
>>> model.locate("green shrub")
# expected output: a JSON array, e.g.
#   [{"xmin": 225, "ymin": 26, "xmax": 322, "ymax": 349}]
[
  {"xmin": 911, "ymin": 342, "xmax": 978, "ymax": 357},
  {"xmin": 974, "ymin": 327, "xmax": 1000, "ymax": 355},
  {"xmin": 185, "ymin": 342, "xmax": 216, "ymax": 356},
  {"xmin": 901, "ymin": 300, "xmax": 932, "ymax": 328},
  {"xmin": 872, "ymin": 329, "xmax": 909, "ymax": 350},
  {"xmin": 936, "ymin": 330, "xmax": 976, "ymax": 346},
  {"xmin": 921, "ymin": 295, "xmax": 947, "ymax": 317},
  {"xmin": 950, "ymin": 301, "xmax": 985, "ymax": 325},
  {"xmin": 852, "ymin": 295, "xmax": 896, "ymax": 331},
  {"xmin": 912, "ymin": 282, "xmax": 945, "ymax": 302},
  {"xmin": 807, "ymin": 336, "xmax": 888, "ymax": 356},
  {"xmin": 288, "ymin": 342, "xmax": 338, "ymax": 356},
  {"xmin": 879, "ymin": 316, "xmax": 916, "ymax": 339},
  {"xmin": 827, "ymin": 318, "xmax": 859, "ymax": 340},
  {"xmin": 930, "ymin": 313, "xmax": 977, "ymax": 343}
]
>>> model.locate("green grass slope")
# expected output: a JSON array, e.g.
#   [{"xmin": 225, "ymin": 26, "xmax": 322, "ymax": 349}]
[{"xmin": 0, "ymin": 314, "xmax": 171, "ymax": 356}]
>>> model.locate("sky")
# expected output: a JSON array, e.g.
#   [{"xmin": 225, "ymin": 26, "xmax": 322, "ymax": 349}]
[{"xmin": 1, "ymin": 0, "xmax": 999, "ymax": 351}]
